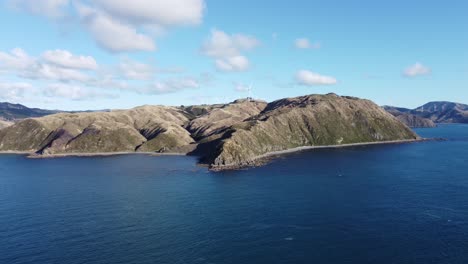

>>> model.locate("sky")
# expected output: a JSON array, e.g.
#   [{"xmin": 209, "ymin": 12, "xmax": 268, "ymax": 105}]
[{"xmin": 0, "ymin": 0, "xmax": 467, "ymax": 110}]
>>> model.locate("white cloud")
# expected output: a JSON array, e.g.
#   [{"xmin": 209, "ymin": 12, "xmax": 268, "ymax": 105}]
[
  {"xmin": 0, "ymin": 47, "xmax": 200, "ymax": 102},
  {"xmin": 296, "ymin": 70, "xmax": 337, "ymax": 86},
  {"xmin": 234, "ymin": 82, "xmax": 250, "ymax": 92},
  {"xmin": 76, "ymin": 4, "xmax": 156, "ymax": 53},
  {"xmin": 403, "ymin": 63, "xmax": 431, "ymax": 77},
  {"xmin": 295, "ymin": 38, "xmax": 321, "ymax": 49},
  {"xmin": 0, "ymin": 48, "xmax": 35, "ymax": 71},
  {"xmin": 118, "ymin": 59, "xmax": 155, "ymax": 80},
  {"xmin": 43, "ymin": 83, "xmax": 118, "ymax": 100},
  {"xmin": 42, "ymin": 50, "xmax": 98, "ymax": 70},
  {"xmin": 202, "ymin": 29, "xmax": 259, "ymax": 72},
  {"xmin": 215, "ymin": 56, "xmax": 250, "ymax": 72},
  {"xmin": 0, "ymin": 82, "xmax": 33, "ymax": 101},
  {"xmin": 10, "ymin": 0, "xmax": 206, "ymax": 53},
  {"xmin": 27, "ymin": 63, "xmax": 91, "ymax": 82},
  {"xmin": 0, "ymin": 48, "xmax": 93, "ymax": 82},
  {"xmin": 8, "ymin": 0, "xmax": 69, "ymax": 19},
  {"xmin": 145, "ymin": 78, "xmax": 199, "ymax": 94},
  {"xmin": 93, "ymin": 0, "xmax": 205, "ymax": 26}
]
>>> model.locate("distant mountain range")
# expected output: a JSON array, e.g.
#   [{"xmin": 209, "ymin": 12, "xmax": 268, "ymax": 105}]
[
  {"xmin": 0, "ymin": 102, "xmax": 110, "ymax": 122},
  {"xmin": 0, "ymin": 102, "xmax": 59, "ymax": 121},
  {"xmin": 383, "ymin": 101, "xmax": 468, "ymax": 127}
]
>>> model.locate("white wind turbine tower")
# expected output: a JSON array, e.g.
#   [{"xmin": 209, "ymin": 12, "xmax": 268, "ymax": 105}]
[{"xmin": 247, "ymin": 83, "xmax": 253, "ymax": 101}]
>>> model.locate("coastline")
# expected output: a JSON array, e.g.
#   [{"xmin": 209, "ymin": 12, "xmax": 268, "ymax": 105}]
[
  {"xmin": 25, "ymin": 151, "xmax": 187, "ymax": 159},
  {"xmin": 0, "ymin": 138, "xmax": 431, "ymax": 170},
  {"xmin": 0, "ymin": 151, "xmax": 34, "ymax": 155},
  {"xmin": 209, "ymin": 138, "xmax": 425, "ymax": 171}
]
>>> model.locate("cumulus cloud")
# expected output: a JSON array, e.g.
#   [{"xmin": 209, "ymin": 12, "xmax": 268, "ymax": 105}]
[
  {"xmin": 296, "ymin": 70, "xmax": 337, "ymax": 86},
  {"xmin": 0, "ymin": 47, "xmax": 200, "ymax": 102},
  {"xmin": 42, "ymin": 50, "xmax": 98, "ymax": 70},
  {"xmin": 27, "ymin": 63, "xmax": 91, "ymax": 82},
  {"xmin": 43, "ymin": 83, "xmax": 118, "ymax": 100},
  {"xmin": 0, "ymin": 82, "xmax": 33, "ymax": 101},
  {"xmin": 0, "ymin": 48, "xmax": 35, "ymax": 71},
  {"xmin": 0, "ymin": 48, "xmax": 92, "ymax": 82},
  {"xmin": 144, "ymin": 78, "xmax": 199, "ymax": 94},
  {"xmin": 295, "ymin": 38, "xmax": 321, "ymax": 49},
  {"xmin": 201, "ymin": 29, "xmax": 260, "ymax": 72},
  {"xmin": 215, "ymin": 56, "xmax": 250, "ymax": 72},
  {"xmin": 117, "ymin": 59, "xmax": 155, "ymax": 80},
  {"xmin": 11, "ymin": 0, "xmax": 206, "ymax": 53},
  {"xmin": 403, "ymin": 63, "xmax": 431, "ymax": 77},
  {"xmin": 76, "ymin": 4, "xmax": 156, "ymax": 53},
  {"xmin": 8, "ymin": 0, "xmax": 69, "ymax": 19},
  {"xmin": 93, "ymin": 0, "xmax": 205, "ymax": 26}
]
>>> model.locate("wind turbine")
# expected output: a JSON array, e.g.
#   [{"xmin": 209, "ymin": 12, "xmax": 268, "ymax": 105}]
[{"xmin": 247, "ymin": 83, "xmax": 253, "ymax": 101}]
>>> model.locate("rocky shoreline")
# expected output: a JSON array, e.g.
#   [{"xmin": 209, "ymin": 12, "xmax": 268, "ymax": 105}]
[{"xmin": 208, "ymin": 139, "xmax": 423, "ymax": 171}]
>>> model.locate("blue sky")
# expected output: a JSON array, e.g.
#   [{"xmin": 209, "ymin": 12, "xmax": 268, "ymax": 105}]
[{"xmin": 0, "ymin": 0, "xmax": 466, "ymax": 110}]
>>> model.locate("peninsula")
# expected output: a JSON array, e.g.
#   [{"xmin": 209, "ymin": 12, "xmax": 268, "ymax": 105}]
[{"xmin": 0, "ymin": 93, "xmax": 419, "ymax": 170}]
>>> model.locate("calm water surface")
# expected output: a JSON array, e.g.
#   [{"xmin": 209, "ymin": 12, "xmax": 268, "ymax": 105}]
[{"xmin": 1, "ymin": 124, "xmax": 467, "ymax": 264}]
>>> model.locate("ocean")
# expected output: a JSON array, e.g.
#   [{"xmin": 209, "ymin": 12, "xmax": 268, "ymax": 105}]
[{"xmin": 1, "ymin": 124, "xmax": 467, "ymax": 264}]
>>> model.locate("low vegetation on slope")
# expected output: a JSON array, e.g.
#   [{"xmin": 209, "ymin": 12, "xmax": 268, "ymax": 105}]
[
  {"xmin": 0, "ymin": 106, "xmax": 194, "ymax": 154},
  {"xmin": 199, "ymin": 94, "xmax": 419, "ymax": 169},
  {"xmin": 0, "ymin": 119, "xmax": 12, "ymax": 129},
  {"xmin": 0, "ymin": 94, "xmax": 421, "ymax": 170},
  {"xmin": 186, "ymin": 99, "xmax": 267, "ymax": 139}
]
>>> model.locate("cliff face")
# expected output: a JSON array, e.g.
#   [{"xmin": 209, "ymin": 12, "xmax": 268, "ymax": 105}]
[
  {"xmin": 201, "ymin": 94, "xmax": 418, "ymax": 169},
  {"xmin": 0, "ymin": 106, "xmax": 194, "ymax": 154}
]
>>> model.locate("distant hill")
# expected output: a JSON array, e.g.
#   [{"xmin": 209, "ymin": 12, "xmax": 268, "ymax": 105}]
[
  {"xmin": 0, "ymin": 102, "xmax": 59, "ymax": 121},
  {"xmin": 382, "ymin": 106, "xmax": 411, "ymax": 116},
  {"xmin": 384, "ymin": 101, "xmax": 468, "ymax": 125},
  {"xmin": 412, "ymin": 102, "xmax": 468, "ymax": 123},
  {"xmin": 382, "ymin": 106, "xmax": 435, "ymax": 128}
]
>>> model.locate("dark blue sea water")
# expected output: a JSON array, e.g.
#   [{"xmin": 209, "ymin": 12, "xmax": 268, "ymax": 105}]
[{"xmin": 1, "ymin": 124, "xmax": 468, "ymax": 264}]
